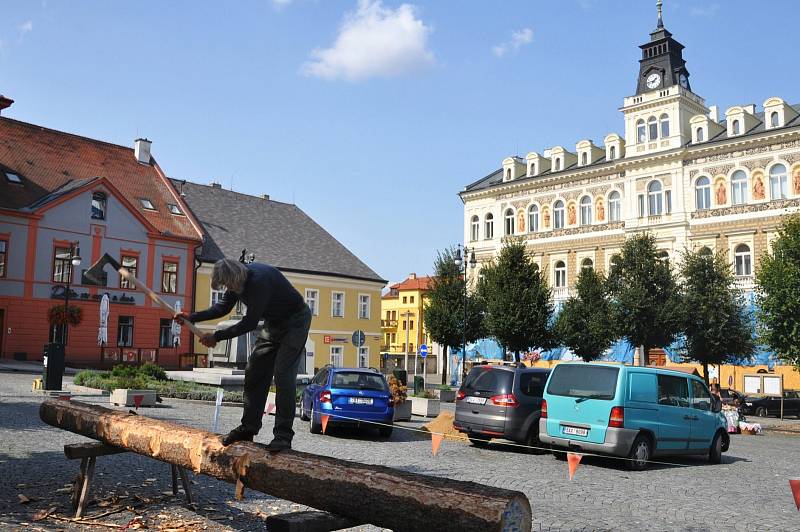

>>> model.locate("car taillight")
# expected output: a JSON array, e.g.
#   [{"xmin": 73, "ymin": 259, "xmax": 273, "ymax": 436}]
[
  {"xmin": 456, "ymin": 390, "xmax": 466, "ymax": 401},
  {"xmin": 490, "ymin": 394, "xmax": 519, "ymax": 407},
  {"xmin": 319, "ymin": 390, "xmax": 331, "ymax": 404},
  {"xmin": 609, "ymin": 406, "xmax": 624, "ymax": 428},
  {"xmin": 541, "ymin": 399, "xmax": 547, "ymax": 419}
]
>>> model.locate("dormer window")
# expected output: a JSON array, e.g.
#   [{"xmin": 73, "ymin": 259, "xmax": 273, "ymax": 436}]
[
  {"xmin": 91, "ymin": 192, "xmax": 107, "ymax": 220},
  {"xmin": 609, "ymin": 146, "xmax": 616, "ymax": 160},
  {"xmin": 696, "ymin": 127, "xmax": 705, "ymax": 142},
  {"xmin": 139, "ymin": 198, "xmax": 155, "ymax": 210},
  {"xmin": 167, "ymin": 204, "xmax": 183, "ymax": 215},
  {"xmin": 505, "ymin": 168, "xmax": 511, "ymax": 180},
  {"xmin": 770, "ymin": 112, "xmax": 780, "ymax": 128},
  {"xmin": 581, "ymin": 152, "xmax": 588, "ymax": 165},
  {"xmin": 732, "ymin": 119, "xmax": 741, "ymax": 135},
  {"xmin": 529, "ymin": 163, "xmax": 536, "ymax": 176},
  {"xmin": 555, "ymin": 158, "xmax": 562, "ymax": 171},
  {"xmin": 5, "ymin": 172, "xmax": 21, "ymax": 184}
]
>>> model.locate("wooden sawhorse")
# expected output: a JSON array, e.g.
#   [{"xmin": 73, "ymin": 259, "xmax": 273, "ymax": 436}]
[{"xmin": 64, "ymin": 442, "xmax": 193, "ymax": 518}]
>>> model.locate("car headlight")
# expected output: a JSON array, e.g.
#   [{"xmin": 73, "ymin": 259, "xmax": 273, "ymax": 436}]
[{"xmin": 745, "ymin": 402, "xmax": 753, "ymax": 406}]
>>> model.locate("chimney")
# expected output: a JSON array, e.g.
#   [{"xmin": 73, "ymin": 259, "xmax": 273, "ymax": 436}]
[
  {"xmin": 134, "ymin": 138, "xmax": 152, "ymax": 164},
  {"xmin": 743, "ymin": 104, "xmax": 756, "ymax": 115},
  {"xmin": 261, "ymin": 194, "xmax": 270, "ymax": 200},
  {"xmin": 708, "ymin": 105, "xmax": 719, "ymax": 122},
  {"xmin": 210, "ymin": 181, "xmax": 222, "ymax": 189},
  {"xmin": 409, "ymin": 273, "xmax": 417, "ymax": 280},
  {"xmin": 0, "ymin": 95, "xmax": 13, "ymax": 115}
]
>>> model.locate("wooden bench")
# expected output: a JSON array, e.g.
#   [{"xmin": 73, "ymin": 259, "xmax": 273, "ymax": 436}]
[{"xmin": 64, "ymin": 442, "xmax": 193, "ymax": 518}]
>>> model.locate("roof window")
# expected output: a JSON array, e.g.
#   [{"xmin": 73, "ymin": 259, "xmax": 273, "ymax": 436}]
[
  {"xmin": 167, "ymin": 203, "xmax": 183, "ymax": 215},
  {"xmin": 5, "ymin": 172, "xmax": 22, "ymax": 184},
  {"xmin": 139, "ymin": 198, "xmax": 155, "ymax": 210}
]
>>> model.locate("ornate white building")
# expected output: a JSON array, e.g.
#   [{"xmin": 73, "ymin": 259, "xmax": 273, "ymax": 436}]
[{"xmin": 460, "ymin": 5, "xmax": 800, "ymax": 309}]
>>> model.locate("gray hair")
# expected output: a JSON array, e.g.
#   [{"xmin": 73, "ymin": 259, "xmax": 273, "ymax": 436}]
[{"xmin": 211, "ymin": 259, "xmax": 248, "ymax": 292}]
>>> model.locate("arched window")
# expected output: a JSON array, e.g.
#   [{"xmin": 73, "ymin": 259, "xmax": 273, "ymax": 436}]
[
  {"xmin": 504, "ymin": 208, "xmax": 515, "ymax": 236},
  {"xmin": 580, "ymin": 196, "xmax": 592, "ymax": 225},
  {"xmin": 770, "ymin": 112, "xmax": 780, "ymax": 128},
  {"xmin": 769, "ymin": 164, "xmax": 788, "ymax": 199},
  {"xmin": 660, "ymin": 113, "xmax": 670, "ymax": 138},
  {"xmin": 506, "ymin": 168, "xmax": 512, "ymax": 180},
  {"xmin": 529, "ymin": 163, "xmax": 536, "ymax": 176},
  {"xmin": 470, "ymin": 215, "xmax": 480, "ymax": 241},
  {"xmin": 581, "ymin": 258, "xmax": 594, "ymax": 271},
  {"xmin": 581, "ymin": 152, "xmax": 588, "ymax": 165},
  {"xmin": 528, "ymin": 204, "xmax": 539, "ymax": 232},
  {"xmin": 648, "ymin": 116, "xmax": 658, "ymax": 140},
  {"xmin": 637, "ymin": 119, "xmax": 646, "ymax": 143},
  {"xmin": 731, "ymin": 170, "xmax": 748, "ymax": 205},
  {"xmin": 648, "ymin": 180, "xmax": 663, "ymax": 215},
  {"xmin": 734, "ymin": 244, "xmax": 751, "ymax": 276},
  {"xmin": 484, "ymin": 213, "xmax": 494, "ymax": 239},
  {"xmin": 695, "ymin": 176, "xmax": 711, "ymax": 210},
  {"xmin": 553, "ymin": 200, "xmax": 565, "ymax": 229},
  {"xmin": 608, "ymin": 191, "xmax": 621, "ymax": 221},
  {"xmin": 555, "ymin": 158, "xmax": 562, "ymax": 171},
  {"xmin": 609, "ymin": 145, "xmax": 616, "ymax": 160},
  {"xmin": 698, "ymin": 246, "xmax": 713, "ymax": 257},
  {"xmin": 91, "ymin": 192, "xmax": 107, "ymax": 220},
  {"xmin": 554, "ymin": 260, "xmax": 567, "ymax": 288},
  {"xmin": 732, "ymin": 119, "xmax": 741, "ymax": 135},
  {"xmin": 696, "ymin": 127, "xmax": 705, "ymax": 142}
]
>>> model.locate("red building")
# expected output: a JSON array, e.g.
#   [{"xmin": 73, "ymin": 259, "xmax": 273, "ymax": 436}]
[{"xmin": 0, "ymin": 98, "xmax": 203, "ymax": 367}]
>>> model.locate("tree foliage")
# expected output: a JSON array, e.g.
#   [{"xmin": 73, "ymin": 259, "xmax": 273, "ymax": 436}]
[
  {"xmin": 555, "ymin": 268, "xmax": 615, "ymax": 362},
  {"xmin": 608, "ymin": 233, "xmax": 682, "ymax": 364},
  {"xmin": 679, "ymin": 248, "xmax": 754, "ymax": 384},
  {"xmin": 476, "ymin": 238, "xmax": 554, "ymax": 362},
  {"xmin": 756, "ymin": 214, "xmax": 800, "ymax": 370}
]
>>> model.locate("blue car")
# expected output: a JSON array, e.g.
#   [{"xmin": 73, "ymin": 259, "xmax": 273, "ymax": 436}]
[{"xmin": 300, "ymin": 366, "xmax": 394, "ymax": 437}]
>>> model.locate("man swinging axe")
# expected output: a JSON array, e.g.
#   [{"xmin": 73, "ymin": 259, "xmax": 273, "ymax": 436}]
[{"xmin": 176, "ymin": 258, "xmax": 311, "ymax": 450}]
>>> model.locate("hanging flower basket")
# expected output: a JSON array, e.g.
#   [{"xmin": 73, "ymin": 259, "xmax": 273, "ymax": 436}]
[{"xmin": 48, "ymin": 304, "xmax": 84, "ymax": 326}]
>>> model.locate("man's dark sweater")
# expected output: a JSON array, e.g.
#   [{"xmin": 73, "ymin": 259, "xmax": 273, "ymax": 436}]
[{"xmin": 189, "ymin": 263, "xmax": 306, "ymax": 341}]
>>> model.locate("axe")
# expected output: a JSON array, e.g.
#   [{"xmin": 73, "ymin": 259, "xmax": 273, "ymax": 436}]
[{"xmin": 84, "ymin": 253, "xmax": 205, "ymax": 337}]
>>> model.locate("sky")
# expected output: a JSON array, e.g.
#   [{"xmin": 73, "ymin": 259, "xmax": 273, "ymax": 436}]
[{"xmin": 2, "ymin": 0, "xmax": 800, "ymax": 286}]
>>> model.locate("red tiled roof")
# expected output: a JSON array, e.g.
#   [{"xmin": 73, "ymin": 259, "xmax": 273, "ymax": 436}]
[
  {"xmin": 390, "ymin": 275, "xmax": 434, "ymax": 292},
  {"xmin": 0, "ymin": 117, "xmax": 201, "ymax": 241}
]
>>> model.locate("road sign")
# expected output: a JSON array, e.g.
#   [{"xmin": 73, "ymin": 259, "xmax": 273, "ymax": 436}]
[
  {"xmin": 351, "ymin": 330, "xmax": 366, "ymax": 347},
  {"xmin": 419, "ymin": 344, "xmax": 428, "ymax": 358}
]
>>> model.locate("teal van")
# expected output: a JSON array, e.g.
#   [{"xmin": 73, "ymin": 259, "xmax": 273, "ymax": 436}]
[{"xmin": 540, "ymin": 363, "xmax": 729, "ymax": 470}]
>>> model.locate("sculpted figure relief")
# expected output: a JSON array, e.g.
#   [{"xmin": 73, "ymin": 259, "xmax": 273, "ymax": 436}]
[
  {"xmin": 596, "ymin": 199, "xmax": 605, "ymax": 221},
  {"xmin": 716, "ymin": 180, "xmax": 727, "ymax": 205},
  {"xmin": 517, "ymin": 209, "xmax": 525, "ymax": 233},
  {"xmin": 752, "ymin": 170, "xmax": 766, "ymax": 200},
  {"xmin": 793, "ymin": 165, "xmax": 800, "ymax": 195},
  {"xmin": 543, "ymin": 207, "xmax": 551, "ymax": 228},
  {"xmin": 567, "ymin": 203, "xmax": 577, "ymax": 225}
]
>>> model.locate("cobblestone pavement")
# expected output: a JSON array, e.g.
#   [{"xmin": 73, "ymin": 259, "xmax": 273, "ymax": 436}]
[{"xmin": 1, "ymin": 372, "xmax": 799, "ymax": 531}]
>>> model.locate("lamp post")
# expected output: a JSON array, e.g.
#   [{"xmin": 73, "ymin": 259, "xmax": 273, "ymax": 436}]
[
  {"xmin": 453, "ymin": 244, "xmax": 476, "ymax": 384},
  {"xmin": 62, "ymin": 242, "xmax": 82, "ymax": 346}
]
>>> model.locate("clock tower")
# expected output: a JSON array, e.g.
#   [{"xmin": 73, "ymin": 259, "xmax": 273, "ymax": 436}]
[{"xmin": 635, "ymin": 0, "xmax": 691, "ymax": 95}]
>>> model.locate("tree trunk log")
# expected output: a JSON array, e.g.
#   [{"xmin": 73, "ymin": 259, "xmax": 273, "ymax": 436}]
[{"xmin": 40, "ymin": 400, "xmax": 531, "ymax": 532}]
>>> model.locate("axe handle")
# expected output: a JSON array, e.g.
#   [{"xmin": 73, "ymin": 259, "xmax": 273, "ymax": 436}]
[{"xmin": 118, "ymin": 267, "xmax": 206, "ymax": 338}]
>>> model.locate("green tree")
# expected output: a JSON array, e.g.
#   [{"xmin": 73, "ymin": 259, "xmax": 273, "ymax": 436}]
[
  {"xmin": 680, "ymin": 248, "xmax": 754, "ymax": 385},
  {"xmin": 756, "ymin": 214, "xmax": 800, "ymax": 370},
  {"xmin": 477, "ymin": 238, "xmax": 554, "ymax": 363},
  {"xmin": 608, "ymin": 233, "xmax": 682, "ymax": 366},
  {"xmin": 423, "ymin": 247, "xmax": 484, "ymax": 385},
  {"xmin": 554, "ymin": 268, "xmax": 615, "ymax": 362}
]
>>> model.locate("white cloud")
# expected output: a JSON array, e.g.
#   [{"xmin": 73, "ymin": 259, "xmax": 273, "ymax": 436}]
[
  {"xmin": 690, "ymin": 3, "xmax": 719, "ymax": 17},
  {"xmin": 272, "ymin": 0, "xmax": 293, "ymax": 7},
  {"xmin": 492, "ymin": 27, "xmax": 533, "ymax": 58},
  {"xmin": 20, "ymin": 20, "xmax": 33, "ymax": 34},
  {"xmin": 301, "ymin": 0, "xmax": 435, "ymax": 82}
]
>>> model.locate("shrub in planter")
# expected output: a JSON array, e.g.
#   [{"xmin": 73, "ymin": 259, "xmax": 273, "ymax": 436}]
[
  {"xmin": 388, "ymin": 375, "xmax": 407, "ymax": 404},
  {"xmin": 48, "ymin": 304, "xmax": 83, "ymax": 326},
  {"xmin": 139, "ymin": 362, "xmax": 167, "ymax": 381}
]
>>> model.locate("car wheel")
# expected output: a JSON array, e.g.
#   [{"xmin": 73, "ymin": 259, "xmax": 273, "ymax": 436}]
[
  {"xmin": 524, "ymin": 428, "xmax": 546, "ymax": 454},
  {"xmin": 378, "ymin": 424, "xmax": 393, "ymax": 439},
  {"xmin": 755, "ymin": 406, "xmax": 768, "ymax": 417},
  {"xmin": 708, "ymin": 431, "xmax": 724, "ymax": 464},
  {"xmin": 627, "ymin": 434, "xmax": 652, "ymax": 471},
  {"xmin": 300, "ymin": 399, "xmax": 309, "ymax": 421},
  {"xmin": 468, "ymin": 434, "xmax": 490, "ymax": 447},
  {"xmin": 310, "ymin": 404, "xmax": 322, "ymax": 434}
]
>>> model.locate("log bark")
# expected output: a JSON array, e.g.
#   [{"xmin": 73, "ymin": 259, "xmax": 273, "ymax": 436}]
[{"xmin": 40, "ymin": 400, "xmax": 531, "ymax": 532}]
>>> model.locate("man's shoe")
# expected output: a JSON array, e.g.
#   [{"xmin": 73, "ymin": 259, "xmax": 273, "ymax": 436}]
[
  {"xmin": 221, "ymin": 426, "xmax": 255, "ymax": 446},
  {"xmin": 264, "ymin": 439, "xmax": 291, "ymax": 452}
]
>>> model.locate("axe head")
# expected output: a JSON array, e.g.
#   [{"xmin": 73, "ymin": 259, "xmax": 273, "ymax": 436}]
[{"xmin": 83, "ymin": 253, "xmax": 121, "ymax": 286}]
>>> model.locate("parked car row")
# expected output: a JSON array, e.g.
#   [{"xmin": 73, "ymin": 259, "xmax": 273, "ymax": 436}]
[{"xmin": 739, "ymin": 390, "xmax": 800, "ymax": 418}]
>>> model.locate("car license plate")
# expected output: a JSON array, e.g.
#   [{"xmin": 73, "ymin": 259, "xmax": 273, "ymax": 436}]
[
  {"xmin": 562, "ymin": 426, "xmax": 588, "ymax": 437},
  {"xmin": 465, "ymin": 396, "xmax": 487, "ymax": 405},
  {"xmin": 348, "ymin": 397, "xmax": 373, "ymax": 405}
]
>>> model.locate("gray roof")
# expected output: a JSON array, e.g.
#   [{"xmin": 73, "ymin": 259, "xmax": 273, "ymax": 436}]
[{"xmin": 172, "ymin": 179, "xmax": 385, "ymax": 284}]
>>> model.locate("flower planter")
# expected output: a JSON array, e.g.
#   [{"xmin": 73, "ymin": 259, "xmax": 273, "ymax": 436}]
[
  {"xmin": 410, "ymin": 396, "xmax": 440, "ymax": 418},
  {"xmin": 438, "ymin": 389, "xmax": 456, "ymax": 403},
  {"xmin": 393, "ymin": 400, "xmax": 412, "ymax": 421},
  {"xmin": 110, "ymin": 389, "xmax": 156, "ymax": 407}
]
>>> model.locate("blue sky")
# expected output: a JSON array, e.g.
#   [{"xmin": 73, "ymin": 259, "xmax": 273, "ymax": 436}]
[{"xmin": 2, "ymin": 1, "xmax": 799, "ymax": 285}]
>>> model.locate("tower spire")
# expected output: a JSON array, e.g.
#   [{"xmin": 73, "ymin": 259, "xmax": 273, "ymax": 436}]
[{"xmin": 657, "ymin": 0, "xmax": 664, "ymax": 28}]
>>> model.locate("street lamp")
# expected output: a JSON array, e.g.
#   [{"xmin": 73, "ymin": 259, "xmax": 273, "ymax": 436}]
[
  {"xmin": 453, "ymin": 244, "xmax": 477, "ymax": 384},
  {"xmin": 62, "ymin": 242, "xmax": 81, "ymax": 346}
]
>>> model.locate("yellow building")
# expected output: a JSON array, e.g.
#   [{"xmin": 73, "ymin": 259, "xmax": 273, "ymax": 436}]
[{"xmin": 176, "ymin": 180, "xmax": 385, "ymax": 373}]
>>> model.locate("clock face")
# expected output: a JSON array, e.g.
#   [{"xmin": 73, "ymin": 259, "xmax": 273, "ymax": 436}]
[
  {"xmin": 679, "ymin": 73, "xmax": 689, "ymax": 88},
  {"xmin": 646, "ymin": 73, "xmax": 662, "ymax": 89}
]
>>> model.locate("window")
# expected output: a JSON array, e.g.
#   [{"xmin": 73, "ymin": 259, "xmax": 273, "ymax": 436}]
[
  {"xmin": 505, "ymin": 168, "xmax": 511, "ymax": 180},
  {"xmin": 734, "ymin": 244, "xmax": 752, "ymax": 276},
  {"xmin": 609, "ymin": 146, "xmax": 616, "ymax": 160},
  {"xmin": 410, "ymin": 296, "xmax": 414, "ymax": 303},
  {"xmin": 402, "ymin": 296, "xmax": 407, "ymax": 304},
  {"xmin": 167, "ymin": 204, "xmax": 183, "ymax": 215},
  {"xmin": 53, "ymin": 247, "xmax": 73, "ymax": 283},
  {"xmin": 732, "ymin": 119, "xmax": 741, "ymax": 135},
  {"xmin": 528, "ymin": 205, "xmax": 539, "ymax": 232},
  {"xmin": 555, "ymin": 158, "xmax": 562, "ymax": 171},
  {"xmin": 581, "ymin": 258, "xmax": 593, "ymax": 271},
  {"xmin": 648, "ymin": 116, "xmax": 658, "ymax": 140},
  {"xmin": 504, "ymin": 208, "xmax": 515, "ymax": 235},
  {"xmin": 211, "ymin": 287, "xmax": 226, "ymax": 305},
  {"xmin": 770, "ymin": 112, "xmax": 780, "ymax": 128},
  {"xmin": 120, "ymin": 255, "xmax": 138, "ymax": 289},
  {"xmin": 358, "ymin": 294, "xmax": 370, "ymax": 319},
  {"xmin": 470, "ymin": 216, "xmax": 479, "ymax": 241},
  {"xmin": 331, "ymin": 292, "xmax": 344, "ymax": 317},
  {"xmin": 659, "ymin": 114, "xmax": 670, "ymax": 138},
  {"xmin": 698, "ymin": 246, "xmax": 713, "ymax": 257},
  {"xmin": 695, "ymin": 176, "xmax": 711, "ymax": 210},
  {"xmin": 529, "ymin": 163, "xmax": 536, "ymax": 176},
  {"xmin": 305, "ymin": 289, "xmax": 319, "ymax": 315},
  {"xmin": 409, "ymin": 320, "xmax": 414, "ymax": 330},
  {"xmin": 581, "ymin": 152, "xmax": 588, "ymax": 165},
  {"xmin": 519, "ymin": 372, "xmax": 548, "ymax": 397},
  {"xmin": 609, "ymin": 191, "xmax": 621, "ymax": 222},
  {"xmin": 610, "ymin": 254, "xmax": 622, "ymax": 272},
  {"xmin": 553, "ymin": 200, "xmax": 565, "ymax": 229},
  {"xmin": 159, "ymin": 318, "xmax": 174, "ymax": 348},
  {"xmin": 91, "ymin": 192, "xmax": 107, "ymax": 220},
  {"xmin": 691, "ymin": 380, "xmax": 712, "ymax": 411},
  {"xmin": 769, "ymin": 164, "xmax": 788, "ymax": 199},
  {"xmin": 637, "ymin": 194, "xmax": 645, "ymax": 217},
  {"xmin": 731, "ymin": 170, "xmax": 748, "ymax": 205},
  {"xmin": 484, "ymin": 213, "xmax": 494, "ymax": 239},
  {"xmin": 696, "ymin": 127, "xmax": 704, "ymax": 142},
  {"xmin": 358, "ymin": 347, "xmax": 369, "ymax": 368},
  {"xmin": 330, "ymin": 346, "xmax": 343, "ymax": 367},
  {"xmin": 139, "ymin": 198, "xmax": 155, "ymax": 210},
  {"xmin": 554, "ymin": 261, "xmax": 566, "ymax": 288},
  {"xmin": 161, "ymin": 261, "xmax": 178, "ymax": 293},
  {"xmin": 665, "ymin": 190, "xmax": 672, "ymax": 214},
  {"xmin": 5, "ymin": 172, "xmax": 22, "ymax": 183},
  {"xmin": 117, "ymin": 316, "xmax": 134, "ymax": 347},
  {"xmin": 657, "ymin": 374, "xmax": 689, "ymax": 407},
  {"xmin": 402, "ymin": 320, "xmax": 407, "ymax": 331},
  {"xmin": 579, "ymin": 196, "xmax": 592, "ymax": 225},
  {"xmin": 648, "ymin": 181, "xmax": 663, "ymax": 215},
  {"xmin": 637, "ymin": 119, "xmax": 646, "ymax": 143},
  {"xmin": 0, "ymin": 239, "xmax": 6, "ymax": 278}
]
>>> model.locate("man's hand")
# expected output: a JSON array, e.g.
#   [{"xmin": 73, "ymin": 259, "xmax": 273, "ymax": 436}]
[
  {"xmin": 200, "ymin": 333, "xmax": 217, "ymax": 348},
  {"xmin": 174, "ymin": 311, "xmax": 191, "ymax": 323}
]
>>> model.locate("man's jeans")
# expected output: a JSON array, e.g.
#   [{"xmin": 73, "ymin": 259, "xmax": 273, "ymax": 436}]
[{"xmin": 240, "ymin": 305, "xmax": 312, "ymax": 444}]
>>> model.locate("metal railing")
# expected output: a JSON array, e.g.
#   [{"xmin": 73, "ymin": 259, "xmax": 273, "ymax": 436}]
[{"xmin": 381, "ymin": 319, "xmax": 398, "ymax": 328}]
